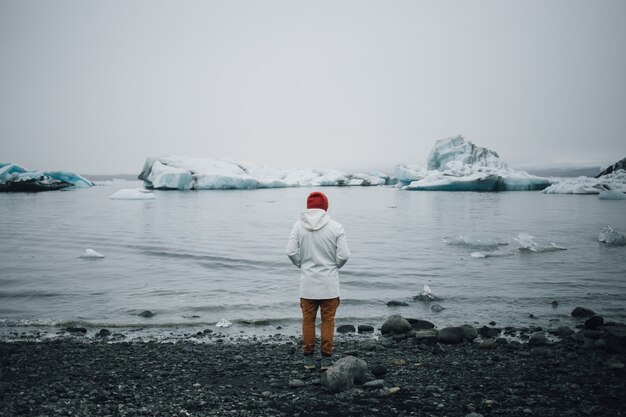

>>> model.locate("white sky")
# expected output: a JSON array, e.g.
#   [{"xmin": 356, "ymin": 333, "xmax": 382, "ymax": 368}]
[{"xmin": 1, "ymin": 0, "xmax": 625, "ymax": 174}]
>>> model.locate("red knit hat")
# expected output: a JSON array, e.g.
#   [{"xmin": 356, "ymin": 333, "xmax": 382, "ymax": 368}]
[{"xmin": 307, "ymin": 191, "xmax": 329, "ymax": 211}]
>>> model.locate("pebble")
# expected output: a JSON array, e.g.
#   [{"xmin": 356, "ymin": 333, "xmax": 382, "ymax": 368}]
[
  {"xmin": 363, "ymin": 379, "xmax": 385, "ymax": 388},
  {"xmin": 289, "ymin": 379, "xmax": 305, "ymax": 388}
]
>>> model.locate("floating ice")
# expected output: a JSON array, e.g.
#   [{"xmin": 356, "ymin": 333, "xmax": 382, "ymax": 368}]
[
  {"xmin": 138, "ymin": 155, "xmax": 391, "ymax": 190},
  {"xmin": 110, "ymin": 188, "xmax": 156, "ymax": 200},
  {"xmin": 471, "ymin": 252, "xmax": 487, "ymax": 258},
  {"xmin": 543, "ymin": 170, "xmax": 626, "ymax": 194},
  {"xmin": 400, "ymin": 136, "xmax": 551, "ymax": 192},
  {"xmin": 92, "ymin": 180, "xmax": 113, "ymax": 186},
  {"xmin": 216, "ymin": 318, "xmax": 232, "ymax": 328},
  {"xmin": 0, "ymin": 162, "xmax": 93, "ymax": 191},
  {"xmin": 514, "ymin": 233, "xmax": 566, "ymax": 252},
  {"xmin": 413, "ymin": 285, "xmax": 442, "ymax": 301},
  {"xmin": 599, "ymin": 189, "xmax": 626, "ymax": 200},
  {"xmin": 79, "ymin": 249, "xmax": 105, "ymax": 259},
  {"xmin": 598, "ymin": 226, "xmax": 626, "ymax": 245},
  {"xmin": 443, "ymin": 235, "xmax": 509, "ymax": 247}
]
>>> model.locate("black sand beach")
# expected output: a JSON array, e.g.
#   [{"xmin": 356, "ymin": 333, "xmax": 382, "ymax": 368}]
[{"xmin": 1, "ymin": 317, "xmax": 625, "ymax": 417}]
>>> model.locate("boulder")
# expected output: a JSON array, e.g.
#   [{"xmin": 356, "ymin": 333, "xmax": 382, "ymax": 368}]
[
  {"xmin": 138, "ymin": 310, "xmax": 155, "ymax": 318},
  {"xmin": 584, "ymin": 316, "xmax": 604, "ymax": 330},
  {"xmin": 357, "ymin": 325, "xmax": 374, "ymax": 333},
  {"xmin": 437, "ymin": 327, "xmax": 465, "ymax": 344},
  {"xmin": 459, "ymin": 324, "xmax": 478, "ymax": 341},
  {"xmin": 359, "ymin": 339, "xmax": 380, "ymax": 351},
  {"xmin": 479, "ymin": 326, "xmax": 501, "ymax": 338},
  {"xmin": 386, "ymin": 300, "xmax": 409, "ymax": 307},
  {"xmin": 571, "ymin": 307, "xmax": 595, "ymax": 318},
  {"xmin": 528, "ymin": 332, "xmax": 547, "ymax": 346},
  {"xmin": 321, "ymin": 356, "xmax": 368, "ymax": 393},
  {"xmin": 407, "ymin": 318, "xmax": 435, "ymax": 330},
  {"xmin": 96, "ymin": 329, "xmax": 111, "ymax": 337},
  {"xmin": 557, "ymin": 326, "xmax": 574, "ymax": 337},
  {"xmin": 381, "ymin": 315, "xmax": 412, "ymax": 335},
  {"xmin": 336, "ymin": 324, "xmax": 356, "ymax": 334}
]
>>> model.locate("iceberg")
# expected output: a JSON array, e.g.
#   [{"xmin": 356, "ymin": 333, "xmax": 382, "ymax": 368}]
[
  {"xmin": 598, "ymin": 226, "xmax": 626, "ymax": 245},
  {"xmin": 542, "ymin": 170, "xmax": 626, "ymax": 195},
  {"xmin": 138, "ymin": 155, "xmax": 391, "ymax": 190},
  {"xmin": 399, "ymin": 136, "xmax": 551, "ymax": 191},
  {"xmin": 79, "ymin": 249, "xmax": 106, "ymax": 259},
  {"xmin": 110, "ymin": 188, "xmax": 156, "ymax": 200},
  {"xmin": 514, "ymin": 233, "xmax": 566, "ymax": 252},
  {"xmin": 595, "ymin": 157, "xmax": 626, "ymax": 178},
  {"xmin": 0, "ymin": 163, "xmax": 93, "ymax": 192}
]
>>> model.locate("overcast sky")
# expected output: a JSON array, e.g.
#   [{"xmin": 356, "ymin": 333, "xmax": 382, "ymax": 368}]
[{"xmin": 1, "ymin": 0, "xmax": 625, "ymax": 175}]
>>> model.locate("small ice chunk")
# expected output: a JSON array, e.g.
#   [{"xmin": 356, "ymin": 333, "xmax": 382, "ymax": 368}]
[
  {"xmin": 216, "ymin": 318, "xmax": 232, "ymax": 328},
  {"xmin": 514, "ymin": 233, "xmax": 566, "ymax": 252},
  {"xmin": 599, "ymin": 190, "xmax": 626, "ymax": 200},
  {"xmin": 598, "ymin": 226, "xmax": 626, "ymax": 245},
  {"xmin": 110, "ymin": 188, "xmax": 156, "ymax": 200},
  {"xmin": 413, "ymin": 285, "xmax": 441, "ymax": 301},
  {"xmin": 80, "ymin": 248, "xmax": 105, "ymax": 258},
  {"xmin": 471, "ymin": 252, "xmax": 486, "ymax": 258}
]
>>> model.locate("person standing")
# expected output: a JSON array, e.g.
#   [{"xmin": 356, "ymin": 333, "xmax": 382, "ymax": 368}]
[{"xmin": 286, "ymin": 191, "xmax": 350, "ymax": 370}]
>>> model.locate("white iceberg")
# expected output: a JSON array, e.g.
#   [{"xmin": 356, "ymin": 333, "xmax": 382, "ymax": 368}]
[
  {"xmin": 110, "ymin": 188, "xmax": 156, "ymax": 200},
  {"xmin": 598, "ymin": 226, "xmax": 626, "ymax": 245},
  {"xmin": 79, "ymin": 248, "xmax": 106, "ymax": 258},
  {"xmin": 399, "ymin": 136, "xmax": 551, "ymax": 191},
  {"xmin": 0, "ymin": 162, "xmax": 93, "ymax": 191},
  {"xmin": 138, "ymin": 155, "xmax": 390, "ymax": 190},
  {"xmin": 542, "ymin": 170, "xmax": 626, "ymax": 195}
]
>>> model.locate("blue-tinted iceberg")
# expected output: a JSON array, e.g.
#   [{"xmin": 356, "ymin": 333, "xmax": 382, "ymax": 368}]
[
  {"xmin": 139, "ymin": 155, "xmax": 392, "ymax": 190},
  {"xmin": 0, "ymin": 162, "xmax": 92, "ymax": 192},
  {"xmin": 398, "ymin": 136, "xmax": 551, "ymax": 191},
  {"xmin": 598, "ymin": 226, "xmax": 626, "ymax": 245}
]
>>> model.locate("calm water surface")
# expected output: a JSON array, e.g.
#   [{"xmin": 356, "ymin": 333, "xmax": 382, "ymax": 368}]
[{"xmin": 1, "ymin": 181, "xmax": 625, "ymax": 339}]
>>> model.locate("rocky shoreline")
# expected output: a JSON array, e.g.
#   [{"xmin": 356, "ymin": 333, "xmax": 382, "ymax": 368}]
[{"xmin": 1, "ymin": 310, "xmax": 625, "ymax": 417}]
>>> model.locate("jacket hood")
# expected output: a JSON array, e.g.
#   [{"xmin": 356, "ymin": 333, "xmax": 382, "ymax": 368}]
[{"xmin": 300, "ymin": 208, "xmax": 330, "ymax": 231}]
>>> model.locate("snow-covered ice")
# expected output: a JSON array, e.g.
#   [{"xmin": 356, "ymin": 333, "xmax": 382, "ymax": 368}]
[
  {"xmin": 0, "ymin": 162, "xmax": 93, "ymax": 191},
  {"xmin": 542, "ymin": 170, "xmax": 626, "ymax": 195},
  {"xmin": 598, "ymin": 226, "xmax": 626, "ymax": 245},
  {"xmin": 514, "ymin": 233, "xmax": 566, "ymax": 252},
  {"xmin": 139, "ymin": 155, "xmax": 390, "ymax": 190},
  {"xmin": 399, "ymin": 136, "xmax": 551, "ymax": 191},
  {"xmin": 216, "ymin": 318, "xmax": 232, "ymax": 328},
  {"xmin": 79, "ymin": 249, "xmax": 106, "ymax": 259},
  {"xmin": 110, "ymin": 188, "xmax": 156, "ymax": 200}
]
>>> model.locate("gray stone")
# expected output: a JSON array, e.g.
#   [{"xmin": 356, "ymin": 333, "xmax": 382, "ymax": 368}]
[
  {"xmin": 381, "ymin": 315, "xmax": 412, "ymax": 335},
  {"xmin": 459, "ymin": 324, "xmax": 478, "ymax": 341},
  {"xmin": 359, "ymin": 339, "xmax": 380, "ymax": 351},
  {"xmin": 96, "ymin": 329, "xmax": 111, "ymax": 337},
  {"xmin": 357, "ymin": 325, "xmax": 374, "ymax": 333},
  {"xmin": 363, "ymin": 379, "xmax": 385, "ymax": 388},
  {"xmin": 386, "ymin": 300, "xmax": 409, "ymax": 307},
  {"xmin": 430, "ymin": 304, "xmax": 445, "ymax": 312},
  {"xmin": 584, "ymin": 315, "xmax": 604, "ymax": 330},
  {"xmin": 414, "ymin": 330, "xmax": 438, "ymax": 344},
  {"xmin": 582, "ymin": 329, "xmax": 604, "ymax": 339},
  {"xmin": 370, "ymin": 365, "xmax": 387, "ymax": 377},
  {"xmin": 138, "ymin": 310, "xmax": 154, "ymax": 318},
  {"xmin": 337, "ymin": 324, "xmax": 356, "ymax": 334},
  {"xmin": 289, "ymin": 379, "xmax": 305, "ymax": 388},
  {"xmin": 479, "ymin": 326, "xmax": 501, "ymax": 338},
  {"xmin": 528, "ymin": 332, "xmax": 547, "ymax": 346},
  {"xmin": 321, "ymin": 356, "xmax": 368, "ymax": 393},
  {"xmin": 571, "ymin": 306, "xmax": 595, "ymax": 317},
  {"xmin": 557, "ymin": 326, "xmax": 574, "ymax": 337},
  {"xmin": 479, "ymin": 340, "xmax": 497, "ymax": 350},
  {"xmin": 466, "ymin": 413, "xmax": 484, "ymax": 417},
  {"xmin": 432, "ymin": 343, "xmax": 446, "ymax": 354},
  {"xmin": 437, "ymin": 327, "xmax": 465, "ymax": 344},
  {"xmin": 407, "ymin": 318, "xmax": 435, "ymax": 330}
]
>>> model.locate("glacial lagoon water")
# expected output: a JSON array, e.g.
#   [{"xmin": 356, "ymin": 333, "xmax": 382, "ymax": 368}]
[{"xmin": 1, "ymin": 181, "xmax": 625, "ymax": 339}]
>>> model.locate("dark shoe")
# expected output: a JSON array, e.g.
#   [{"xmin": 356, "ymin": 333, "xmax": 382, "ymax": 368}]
[
  {"xmin": 303, "ymin": 354, "xmax": 315, "ymax": 370},
  {"xmin": 320, "ymin": 355, "xmax": 333, "ymax": 370}
]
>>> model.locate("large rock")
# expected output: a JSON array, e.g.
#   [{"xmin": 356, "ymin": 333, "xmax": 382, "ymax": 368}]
[
  {"xmin": 357, "ymin": 325, "xmax": 374, "ymax": 333},
  {"xmin": 584, "ymin": 316, "xmax": 604, "ymax": 330},
  {"xmin": 336, "ymin": 324, "xmax": 356, "ymax": 334},
  {"xmin": 528, "ymin": 332, "xmax": 548, "ymax": 346},
  {"xmin": 381, "ymin": 315, "xmax": 412, "ymax": 335},
  {"xmin": 459, "ymin": 324, "xmax": 478, "ymax": 341},
  {"xmin": 479, "ymin": 326, "xmax": 501, "ymax": 338},
  {"xmin": 321, "ymin": 356, "xmax": 368, "ymax": 393},
  {"xmin": 407, "ymin": 318, "xmax": 435, "ymax": 330},
  {"xmin": 414, "ymin": 330, "xmax": 439, "ymax": 344},
  {"xmin": 437, "ymin": 327, "xmax": 465, "ymax": 344},
  {"xmin": 571, "ymin": 307, "xmax": 595, "ymax": 318}
]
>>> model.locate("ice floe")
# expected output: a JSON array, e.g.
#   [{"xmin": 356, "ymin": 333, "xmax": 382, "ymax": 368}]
[
  {"xmin": 79, "ymin": 249, "xmax": 106, "ymax": 259},
  {"xmin": 0, "ymin": 162, "xmax": 93, "ymax": 191},
  {"xmin": 514, "ymin": 233, "xmax": 566, "ymax": 252},
  {"xmin": 110, "ymin": 188, "xmax": 156, "ymax": 200},
  {"xmin": 398, "ymin": 136, "xmax": 551, "ymax": 191},
  {"xmin": 138, "ymin": 155, "xmax": 391, "ymax": 190},
  {"xmin": 598, "ymin": 226, "xmax": 626, "ymax": 245},
  {"xmin": 542, "ymin": 170, "xmax": 626, "ymax": 195}
]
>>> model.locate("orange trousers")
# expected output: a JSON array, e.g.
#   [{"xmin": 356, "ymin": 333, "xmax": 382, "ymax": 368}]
[{"xmin": 300, "ymin": 297, "xmax": 340, "ymax": 356}]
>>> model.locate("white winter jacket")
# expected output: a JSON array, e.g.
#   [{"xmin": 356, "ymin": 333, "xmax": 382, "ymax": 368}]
[{"xmin": 286, "ymin": 209, "xmax": 350, "ymax": 299}]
